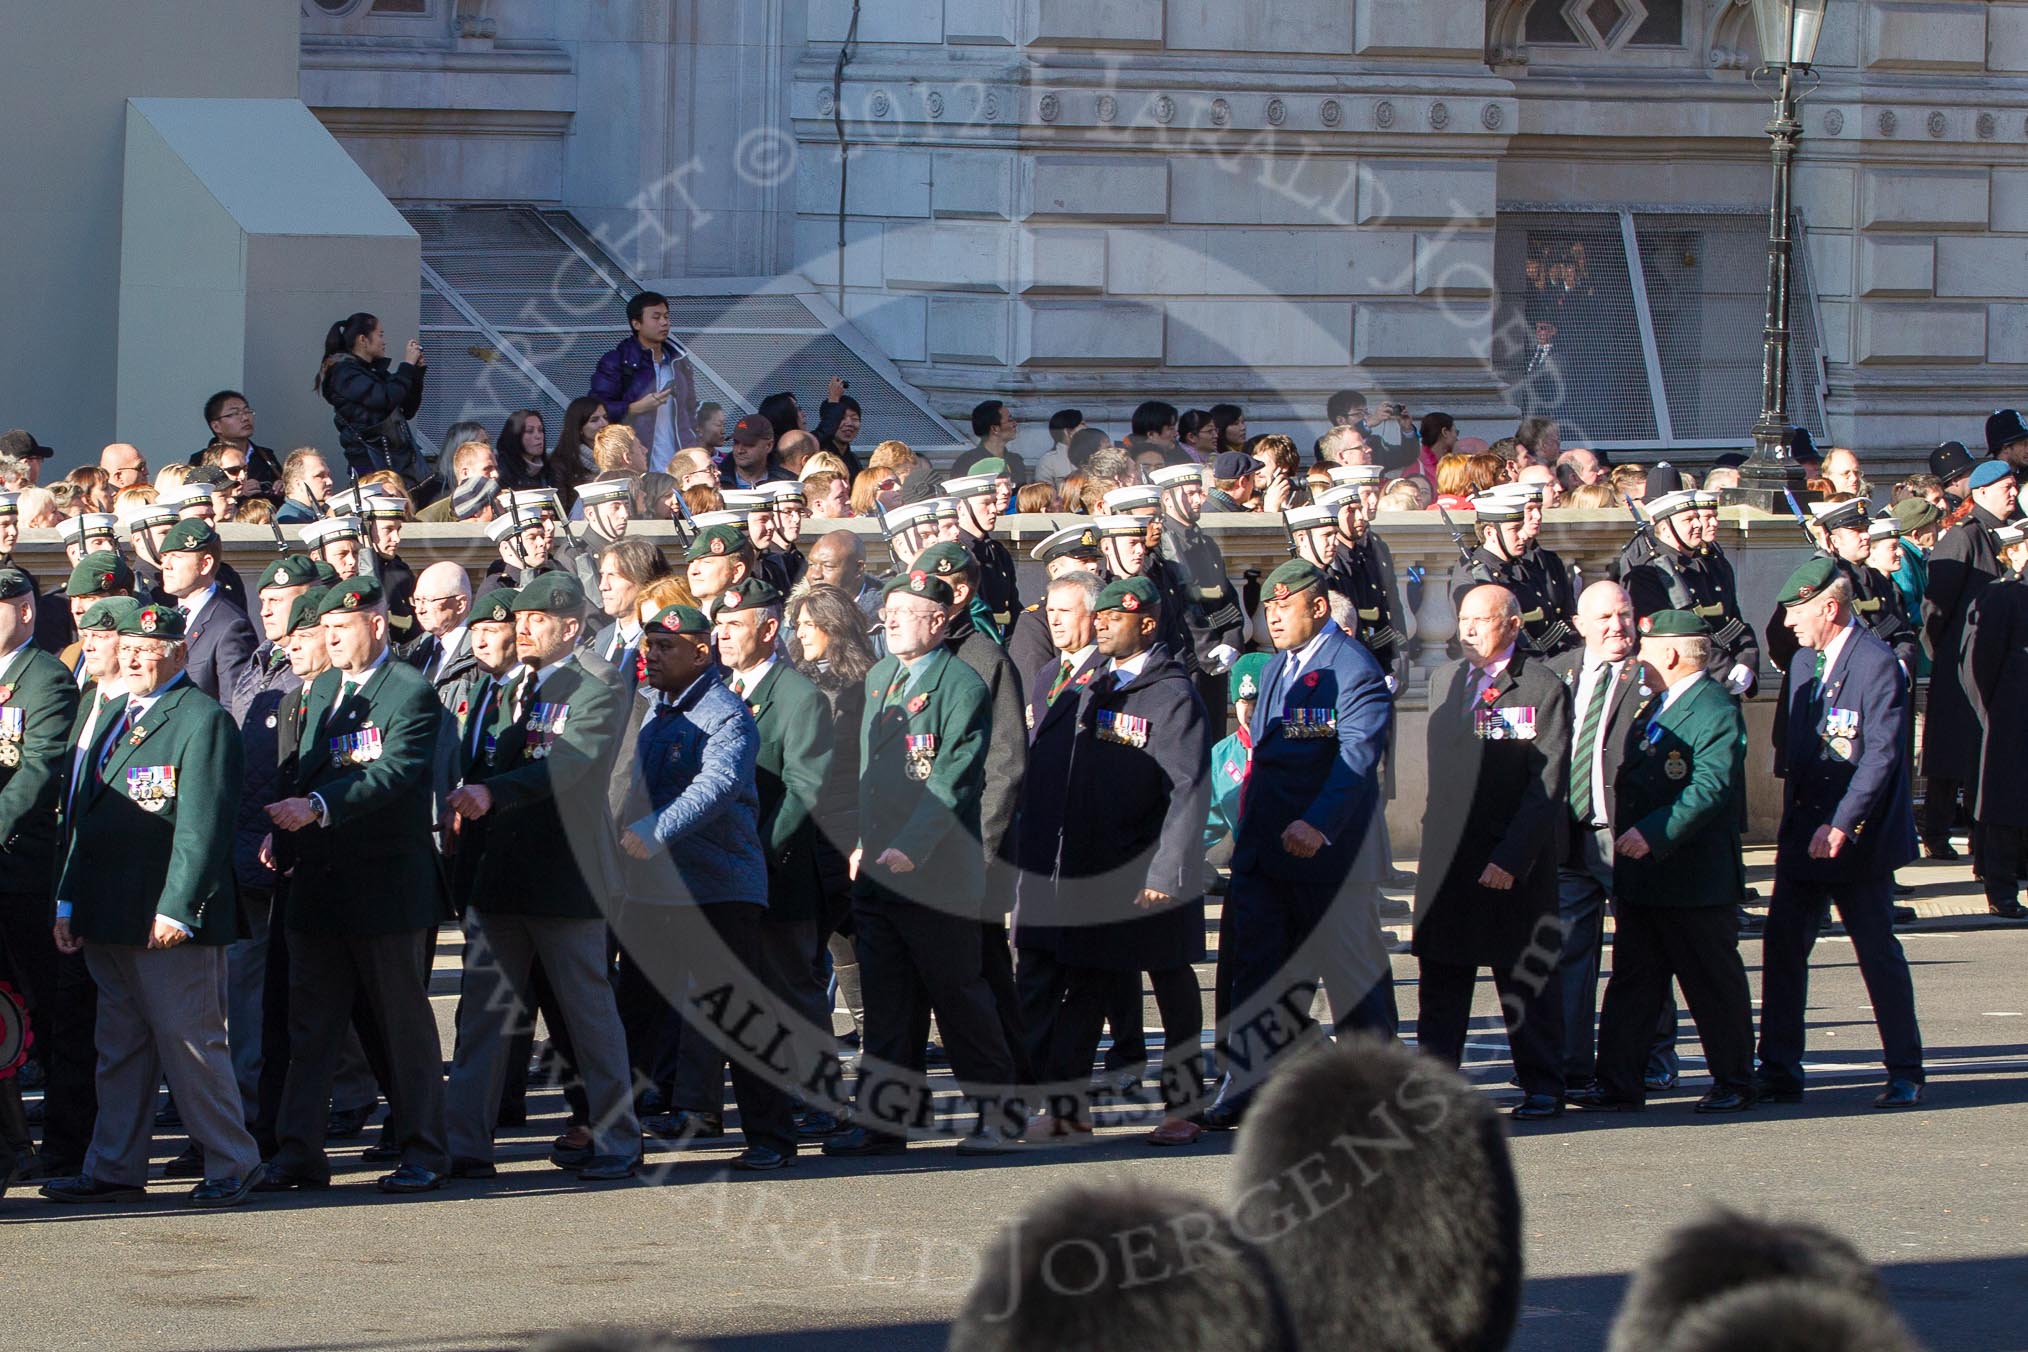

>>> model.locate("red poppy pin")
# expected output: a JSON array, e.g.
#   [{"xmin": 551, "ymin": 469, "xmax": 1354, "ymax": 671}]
[
  {"xmin": 1121, "ymin": 593, "xmax": 1140, "ymax": 612},
  {"xmin": 906, "ymin": 694, "xmax": 928, "ymax": 714},
  {"xmin": 456, "ymin": 700, "xmax": 469, "ymax": 717},
  {"xmin": 1639, "ymin": 615, "xmax": 1653, "ymax": 634},
  {"xmin": 1271, "ymin": 583, "xmax": 1290, "ymax": 601},
  {"xmin": 1481, "ymin": 684, "xmax": 1500, "ymax": 706},
  {"xmin": 909, "ymin": 570, "xmax": 928, "ymax": 588},
  {"xmin": 1075, "ymin": 670, "xmax": 1094, "ymax": 686},
  {"xmin": 1303, "ymin": 672, "xmax": 1320, "ymax": 688}
]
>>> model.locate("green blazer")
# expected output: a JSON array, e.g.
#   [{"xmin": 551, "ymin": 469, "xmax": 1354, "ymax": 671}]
[
  {"xmin": 856, "ymin": 648, "xmax": 990, "ymax": 907},
  {"xmin": 286, "ymin": 656, "xmax": 445, "ymax": 934},
  {"xmin": 464, "ymin": 656, "xmax": 621, "ymax": 919},
  {"xmin": 1612, "ymin": 675, "xmax": 1746, "ymax": 909},
  {"xmin": 0, "ymin": 647, "xmax": 80, "ymax": 892},
  {"xmin": 59, "ymin": 678, "xmax": 242, "ymax": 945},
  {"xmin": 746, "ymin": 661, "xmax": 834, "ymax": 922}
]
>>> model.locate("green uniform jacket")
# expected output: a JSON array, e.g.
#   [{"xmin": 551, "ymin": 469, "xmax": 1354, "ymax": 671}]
[
  {"xmin": 746, "ymin": 661, "xmax": 834, "ymax": 923},
  {"xmin": 465, "ymin": 656, "xmax": 622, "ymax": 919},
  {"xmin": 1204, "ymin": 726, "xmax": 1252, "ymax": 851},
  {"xmin": 286, "ymin": 657, "xmax": 446, "ymax": 934},
  {"xmin": 856, "ymin": 648, "xmax": 990, "ymax": 907},
  {"xmin": 0, "ymin": 647, "xmax": 80, "ymax": 893},
  {"xmin": 60, "ymin": 678, "xmax": 242, "ymax": 945},
  {"xmin": 1612, "ymin": 675, "xmax": 1746, "ymax": 909}
]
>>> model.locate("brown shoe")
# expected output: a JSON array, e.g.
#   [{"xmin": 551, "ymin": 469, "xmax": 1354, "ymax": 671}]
[{"xmin": 1145, "ymin": 1117, "xmax": 1203, "ymax": 1147}]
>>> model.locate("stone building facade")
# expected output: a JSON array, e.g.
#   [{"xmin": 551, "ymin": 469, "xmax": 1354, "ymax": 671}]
[{"xmin": 288, "ymin": 2, "xmax": 2028, "ymax": 455}]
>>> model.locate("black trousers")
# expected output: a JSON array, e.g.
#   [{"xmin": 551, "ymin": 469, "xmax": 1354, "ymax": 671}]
[
  {"xmin": 0, "ymin": 889, "xmax": 96, "ymax": 1170},
  {"xmin": 1012, "ymin": 948, "xmax": 1068, "ymax": 1091},
  {"xmin": 1416, "ymin": 957, "xmax": 1566, "ymax": 1100},
  {"xmin": 1049, "ymin": 965, "xmax": 1204, "ymax": 1116},
  {"xmin": 1975, "ymin": 823, "xmax": 2025, "ymax": 910},
  {"xmin": 673, "ymin": 911, "xmax": 837, "ymax": 1119},
  {"xmin": 616, "ymin": 901, "xmax": 796, "ymax": 1155},
  {"xmin": 1921, "ymin": 776, "xmax": 1966, "ymax": 846},
  {"xmin": 978, "ymin": 920, "xmax": 1033, "ymax": 1086},
  {"xmin": 1596, "ymin": 904, "xmax": 1754, "ymax": 1101},
  {"xmin": 271, "ymin": 928, "xmax": 450, "ymax": 1180},
  {"xmin": 1758, "ymin": 872, "xmax": 1925, "ymax": 1090},
  {"xmin": 852, "ymin": 887, "xmax": 1018, "ymax": 1141}
]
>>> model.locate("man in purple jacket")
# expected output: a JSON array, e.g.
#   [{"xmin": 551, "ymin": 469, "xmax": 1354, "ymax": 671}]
[{"xmin": 588, "ymin": 291, "xmax": 699, "ymax": 475}]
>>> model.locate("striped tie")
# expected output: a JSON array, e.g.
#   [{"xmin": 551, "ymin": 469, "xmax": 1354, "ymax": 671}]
[
  {"xmin": 1569, "ymin": 666, "xmax": 1610, "ymax": 819},
  {"xmin": 1046, "ymin": 658, "xmax": 1075, "ymax": 705}
]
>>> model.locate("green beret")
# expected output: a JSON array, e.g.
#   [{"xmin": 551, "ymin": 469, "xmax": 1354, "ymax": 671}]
[
  {"xmin": 1639, "ymin": 609, "xmax": 1710, "ymax": 638},
  {"xmin": 1262, "ymin": 558, "xmax": 1324, "ymax": 601},
  {"xmin": 312, "ymin": 560, "xmax": 340, "ymax": 586},
  {"xmin": 510, "ymin": 571, "xmax": 587, "ymax": 616},
  {"xmin": 683, "ymin": 524, "xmax": 751, "ymax": 562},
  {"xmin": 644, "ymin": 603, "xmax": 710, "ymax": 635},
  {"xmin": 257, "ymin": 554, "xmax": 323, "ymax": 592},
  {"xmin": 66, "ymin": 551, "xmax": 132, "ymax": 599},
  {"xmin": 283, "ymin": 588, "xmax": 326, "ymax": 637},
  {"xmin": 0, "ymin": 569, "xmax": 34, "ymax": 602},
  {"xmin": 159, "ymin": 518, "xmax": 219, "ymax": 554},
  {"xmin": 315, "ymin": 577, "xmax": 384, "ymax": 618},
  {"xmin": 1890, "ymin": 497, "xmax": 1942, "ymax": 534},
  {"xmin": 971, "ymin": 457, "xmax": 1009, "ymax": 477},
  {"xmin": 1229, "ymin": 651, "xmax": 1273, "ymax": 704},
  {"xmin": 471, "ymin": 588, "xmax": 517, "ymax": 625},
  {"xmin": 913, "ymin": 541, "xmax": 974, "ymax": 578},
  {"xmin": 1094, "ymin": 576, "xmax": 1160, "ymax": 615},
  {"xmin": 118, "ymin": 602, "xmax": 187, "ymax": 640},
  {"xmin": 713, "ymin": 575, "xmax": 783, "ymax": 615},
  {"xmin": 78, "ymin": 596, "xmax": 140, "ymax": 632},
  {"xmin": 881, "ymin": 569, "xmax": 956, "ymax": 607},
  {"xmin": 1777, "ymin": 555, "xmax": 1840, "ymax": 607}
]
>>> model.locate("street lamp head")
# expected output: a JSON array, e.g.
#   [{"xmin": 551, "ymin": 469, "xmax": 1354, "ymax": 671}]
[{"xmin": 1753, "ymin": 0, "xmax": 1830, "ymax": 69}]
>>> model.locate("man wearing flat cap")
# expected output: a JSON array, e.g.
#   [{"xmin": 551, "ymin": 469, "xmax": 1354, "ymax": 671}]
[
  {"xmin": 155, "ymin": 520, "xmax": 257, "ymax": 700},
  {"xmin": 1759, "ymin": 557, "xmax": 1924, "ymax": 1109},
  {"xmin": 1569, "ymin": 611, "xmax": 1754, "ymax": 1114},
  {"xmin": 41, "ymin": 601, "xmax": 265, "ymax": 1206},
  {"xmin": 1918, "ymin": 458, "xmax": 2017, "ymax": 859},
  {"xmin": 262, "ymin": 577, "xmax": 452, "ymax": 1194}
]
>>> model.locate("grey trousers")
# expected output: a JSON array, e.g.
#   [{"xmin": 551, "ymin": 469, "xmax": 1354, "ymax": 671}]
[
  {"xmin": 447, "ymin": 910, "xmax": 639, "ymax": 1162},
  {"xmin": 82, "ymin": 943, "xmax": 260, "ymax": 1186}
]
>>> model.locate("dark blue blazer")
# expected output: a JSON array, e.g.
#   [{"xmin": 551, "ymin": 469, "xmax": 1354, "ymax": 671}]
[
  {"xmin": 1233, "ymin": 624, "xmax": 1392, "ymax": 886},
  {"xmin": 1778, "ymin": 623, "xmax": 1916, "ymax": 883}
]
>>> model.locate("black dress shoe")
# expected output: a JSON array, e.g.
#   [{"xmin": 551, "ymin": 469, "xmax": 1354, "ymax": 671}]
[
  {"xmin": 549, "ymin": 1143, "xmax": 594, "ymax": 1171},
  {"xmin": 1695, "ymin": 1090, "xmax": 1752, "ymax": 1114},
  {"xmin": 1565, "ymin": 1088, "xmax": 1641, "ymax": 1112},
  {"xmin": 360, "ymin": 1130, "xmax": 402, "ymax": 1163},
  {"xmin": 187, "ymin": 1165, "xmax": 269, "ymax": 1207},
  {"xmin": 1989, "ymin": 900, "xmax": 2028, "ymax": 920},
  {"xmin": 643, "ymin": 1110, "xmax": 723, "ymax": 1141},
  {"xmin": 153, "ymin": 1098, "xmax": 182, "ymax": 1130},
  {"xmin": 40, "ymin": 1174, "xmax": 147, "ymax": 1204},
  {"xmin": 795, "ymin": 1109, "xmax": 843, "ymax": 1138},
  {"xmin": 1922, "ymin": 839, "xmax": 1960, "ymax": 861},
  {"xmin": 1644, "ymin": 1070, "xmax": 1679, "ymax": 1093},
  {"xmin": 732, "ymin": 1145, "xmax": 795, "ymax": 1171},
  {"xmin": 635, "ymin": 1086, "xmax": 670, "ymax": 1117},
  {"xmin": 325, "ymin": 1102, "xmax": 377, "ymax": 1141},
  {"xmin": 1736, "ymin": 909, "xmax": 1765, "ymax": 934},
  {"xmin": 376, "ymin": 1164, "xmax": 445, "ymax": 1194},
  {"xmin": 449, "ymin": 1157, "xmax": 498, "ymax": 1180},
  {"xmin": 1197, "ymin": 1099, "xmax": 1249, "ymax": 1132},
  {"xmin": 162, "ymin": 1143, "xmax": 205, "ymax": 1178},
  {"xmin": 1874, "ymin": 1079, "xmax": 1925, "ymax": 1109},
  {"xmin": 252, "ymin": 1168, "xmax": 330, "ymax": 1192},
  {"xmin": 1892, "ymin": 904, "xmax": 1919, "ymax": 924},
  {"xmin": 1752, "ymin": 1079, "xmax": 1804, "ymax": 1104},
  {"xmin": 1511, "ymin": 1094, "xmax": 1565, "ymax": 1121},
  {"xmin": 577, "ymin": 1154, "xmax": 641, "ymax": 1181},
  {"xmin": 821, "ymin": 1127, "xmax": 906, "ymax": 1157}
]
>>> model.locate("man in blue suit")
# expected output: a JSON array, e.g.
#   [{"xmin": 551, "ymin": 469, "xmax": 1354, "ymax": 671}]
[
  {"xmin": 1204, "ymin": 558, "xmax": 1394, "ymax": 1130},
  {"xmin": 1759, "ymin": 557, "xmax": 1925, "ymax": 1109}
]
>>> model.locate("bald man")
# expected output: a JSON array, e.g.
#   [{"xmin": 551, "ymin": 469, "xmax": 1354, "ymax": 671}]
[
  {"xmin": 99, "ymin": 442, "xmax": 148, "ymax": 493},
  {"xmin": 404, "ymin": 560, "xmax": 477, "ymax": 698},
  {"xmin": 805, "ymin": 528, "xmax": 883, "ymax": 625},
  {"xmin": 775, "ymin": 429, "xmax": 819, "ymax": 479}
]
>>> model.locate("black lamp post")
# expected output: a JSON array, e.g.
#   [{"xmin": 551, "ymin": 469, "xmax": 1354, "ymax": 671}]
[{"xmin": 1729, "ymin": 0, "xmax": 1830, "ymax": 512}]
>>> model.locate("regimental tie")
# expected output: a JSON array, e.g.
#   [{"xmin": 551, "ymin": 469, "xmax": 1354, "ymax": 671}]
[
  {"xmin": 1046, "ymin": 657, "xmax": 1075, "ymax": 705},
  {"xmin": 1570, "ymin": 663, "xmax": 1610, "ymax": 819}
]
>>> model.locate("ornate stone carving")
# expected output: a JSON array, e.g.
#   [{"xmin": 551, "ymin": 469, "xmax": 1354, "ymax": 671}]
[
  {"xmin": 1824, "ymin": 108, "xmax": 1844, "ymax": 136},
  {"xmin": 1210, "ymin": 98, "xmax": 1231, "ymax": 127},
  {"xmin": 1878, "ymin": 109, "xmax": 1897, "ymax": 137},
  {"xmin": 1097, "ymin": 94, "xmax": 1117, "ymax": 124},
  {"xmin": 1927, "ymin": 110, "xmax": 1947, "ymax": 139},
  {"xmin": 1482, "ymin": 102, "xmax": 1504, "ymax": 130},
  {"xmin": 1978, "ymin": 111, "xmax": 1996, "ymax": 140},
  {"xmin": 1155, "ymin": 95, "xmax": 1175, "ymax": 125},
  {"xmin": 1039, "ymin": 93, "xmax": 1060, "ymax": 123},
  {"xmin": 1486, "ymin": 0, "xmax": 1532, "ymax": 66},
  {"xmin": 982, "ymin": 90, "xmax": 999, "ymax": 121},
  {"xmin": 1374, "ymin": 99, "xmax": 1395, "ymax": 129},
  {"xmin": 1429, "ymin": 101, "xmax": 1450, "ymax": 130},
  {"xmin": 926, "ymin": 90, "xmax": 944, "ymax": 119},
  {"xmin": 1321, "ymin": 99, "xmax": 1342, "ymax": 127},
  {"xmin": 870, "ymin": 89, "xmax": 890, "ymax": 118},
  {"xmin": 1266, "ymin": 97, "xmax": 1286, "ymax": 127}
]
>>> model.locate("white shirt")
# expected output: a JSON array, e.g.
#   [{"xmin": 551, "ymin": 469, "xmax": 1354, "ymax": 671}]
[
  {"xmin": 57, "ymin": 674, "xmax": 191, "ymax": 933},
  {"xmin": 1108, "ymin": 648, "xmax": 1154, "ymax": 683},
  {"xmin": 1813, "ymin": 620, "xmax": 1859, "ymax": 681},
  {"xmin": 1053, "ymin": 642, "xmax": 1096, "ymax": 674},
  {"xmin": 1279, "ymin": 621, "xmax": 1342, "ymax": 688},
  {"xmin": 177, "ymin": 583, "xmax": 218, "ymax": 631},
  {"xmin": 427, "ymin": 623, "xmax": 467, "ymax": 682},
  {"xmin": 1657, "ymin": 670, "xmax": 1707, "ymax": 717},
  {"xmin": 1570, "ymin": 654, "xmax": 1629, "ymax": 828},
  {"xmin": 649, "ymin": 348, "xmax": 678, "ymax": 474},
  {"xmin": 730, "ymin": 655, "xmax": 775, "ymax": 698}
]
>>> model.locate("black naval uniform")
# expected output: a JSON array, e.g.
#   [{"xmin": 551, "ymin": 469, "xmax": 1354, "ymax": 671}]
[
  {"xmin": 1625, "ymin": 540, "xmax": 1761, "ymax": 688},
  {"xmin": 1920, "ymin": 503, "xmax": 2006, "ymax": 851},
  {"xmin": 1157, "ymin": 515, "xmax": 1247, "ymax": 716},
  {"xmin": 963, "ymin": 528, "xmax": 1021, "ymax": 638},
  {"xmin": 757, "ymin": 546, "xmax": 807, "ymax": 598},
  {"xmin": 1329, "ymin": 533, "xmax": 1408, "ymax": 674},
  {"xmin": 1458, "ymin": 543, "xmax": 1579, "ymax": 658}
]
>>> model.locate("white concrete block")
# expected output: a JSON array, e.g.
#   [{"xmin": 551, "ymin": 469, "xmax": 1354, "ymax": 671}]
[
  {"xmin": 843, "ymin": 292, "xmax": 928, "ymax": 363},
  {"xmin": 1863, "ymin": 1, "xmax": 1986, "ymax": 71},
  {"xmin": 944, "ymin": 0, "xmax": 1017, "ymax": 44},
  {"xmin": 928, "ymin": 297, "xmax": 1010, "ymax": 365},
  {"xmin": 1936, "ymin": 237, "xmax": 2028, "ymax": 298},
  {"xmin": 1019, "ymin": 228, "xmax": 1107, "ymax": 293},
  {"xmin": 1104, "ymin": 228, "xmax": 1210, "ymax": 295},
  {"xmin": 1168, "ymin": 156, "xmax": 1361, "ymax": 227},
  {"xmin": 808, "ymin": 0, "xmax": 944, "ymax": 43},
  {"xmin": 1987, "ymin": 303, "xmax": 2028, "ymax": 362},
  {"xmin": 1163, "ymin": 0, "xmax": 1351, "ymax": 55},
  {"xmin": 1165, "ymin": 300, "xmax": 1352, "ymax": 367},
  {"xmin": 1014, "ymin": 301, "xmax": 1164, "ymax": 366},
  {"xmin": 1808, "ymin": 233, "xmax": 1854, "ymax": 299},
  {"xmin": 1353, "ymin": 0, "xmax": 1485, "ymax": 56},
  {"xmin": 796, "ymin": 147, "xmax": 933, "ymax": 219},
  {"xmin": 1024, "ymin": 0, "xmax": 1163, "ymax": 47},
  {"xmin": 882, "ymin": 221, "xmax": 1014, "ymax": 292},
  {"xmin": 1414, "ymin": 232, "xmax": 1494, "ymax": 296},
  {"xmin": 1816, "ymin": 299, "xmax": 1852, "ymax": 365},
  {"xmin": 1352, "ymin": 301, "xmax": 1490, "ymax": 364},
  {"xmin": 1201, "ymin": 229, "xmax": 1329, "ymax": 296},
  {"xmin": 1859, "ymin": 168, "xmax": 1989, "ymax": 232},
  {"xmin": 1856, "ymin": 237, "xmax": 1931, "ymax": 297},
  {"xmin": 791, "ymin": 217, "xmax": 884, "ymax": 289},
  {"xmin": 1356, "ymin": 161, "xmax": 1497, "ymax": 227},
  {"xmin": 1994, "ymin": 4, "xmax": 2028, "ymax": 72},
  {"xmin": 932, "ymin": 151, "xmax": 1014, "ymax": 220},
  {"xmin": 1991, "ymin": 170, "xmax": 2028, "ymax": 230},
  {"xmin": 1853, "ymin": 302, "xmax": 1987, "ymax": 363},
  {"xmin": 1028, "ymin": 156, "xmax": 1169, "ymax": 221},
  {"xmin": 1794, "ymin": 165, "xmax": 1857, "ymax": 230}
]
